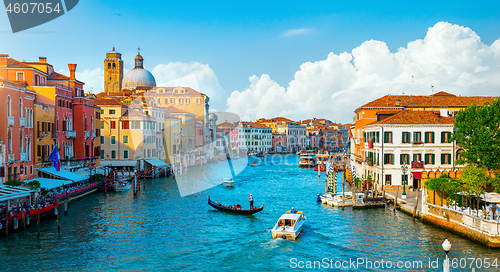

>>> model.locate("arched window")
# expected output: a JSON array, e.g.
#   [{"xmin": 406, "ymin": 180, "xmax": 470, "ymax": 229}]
[
  {"xmin": 91, "ymin": 114, "xmax": 93, "ymax": 131},
  {"xmin": 7, "ymin": 96, "xmax": 12, "ymax": 117},
  {"xmin": 7, "ymin": 130, "xmax": 12, "ymax": 152},
  {"xmin": 108, "ymin": 63, "xmax": 111, "ymax": 69},
  {"xmin": 19, "ymin": 130, "xmax": 23, "ymax": 153},
  {"xmin": 113, "ymin": 63, "xmax": 116, "ymax": 69}
]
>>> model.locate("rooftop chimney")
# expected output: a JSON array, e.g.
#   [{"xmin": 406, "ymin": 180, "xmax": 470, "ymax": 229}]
[
  {"xmin": 39, "ymin": 57, "xmax": 47, "ymax": 63},
  {"xmin": 0, "ymin": 54, "xmax": 9, "ymax": 67},
  {"xmin": 68, "ymin": 64, "xmax": 77, "ymax": 80}
]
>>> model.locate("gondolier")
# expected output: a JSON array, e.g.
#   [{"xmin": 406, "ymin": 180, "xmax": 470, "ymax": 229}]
[{"xmin": 247, "ymin": 194, "xmax": 254, "ymax": 209}]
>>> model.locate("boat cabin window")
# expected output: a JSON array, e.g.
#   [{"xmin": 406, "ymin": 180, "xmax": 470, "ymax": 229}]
[{"xmin": 278, "ymin": 219, "xmax": 296, "ymax": 227}]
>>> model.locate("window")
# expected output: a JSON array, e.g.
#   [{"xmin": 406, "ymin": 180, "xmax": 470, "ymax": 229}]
[
  {"xmin": 401, "ymin": 174, "xmax": 408, "ymax": 185},
  {"xmin": 171, "ymin": 98, "xmax": 175, "ymax": 104},
  {"xmin": 186, "ymin": 98, "xmax": 190, "ymax": 105},
  {"xmin": 7, "ymin": 96, "xmax": 12, "ymax": 117},
  {"xmin": 113, "ymin": 62, "xmax": 116, "ymax": 69},
  {"xmin": 100, "ymin": 121, "xmax": 104, "ymax": 129},
  {"xmin": 383, "ymin": 132, "xmax": 392, "ymax": 143},
  {"xmin": 101, "ymin": 109, "xmax": 104, "ymax": 114},
  {"xmin": 179, "ymin": 98, "xmax": 184, "ymax": 104},
  {"xmin": 164, "ymin": 98, "xmax": 168, "ymax": 104},
  {"xmin": 400, "ymin": 154, "xmax": 410, "ymax": 165},
  {"xmin": 385, "ymin": 175, "xmax": 392, "ymax": 185},
  {"xmin": 122, "ymin": 121, "xmax": 130, "ymax": 129},
  {"xmin": 111, "ymin": 150, "xmax": 116, "ymax": 159},
  {"xmin": 424, "ymin": 132, "xmax": 435, "ymax": 143},
  {"xmin": 384, "ymin": 154, "xmax": 394, "ymax": 165},
  {"xmin": 123, "ymin": 135, "xmax": 129, "ymax": 144},
  {"xmin": 109, "ymin": 109, "xmax": 116, "ymax": 115},
  {"xmin": 132, "ymin": 121, "xmax": 141, "ymax": 129},
  {"xmin": 424, "ymin": 154, "xmax": 435, "ymax": 165},
  {"xmin": 413, "ymin": 132, "xmax": 422, "ymax": 143},
  {"xmin": 16, "ymin": 72, "xmax": 24, "ymax": 81},
  {"xmin": 197, "ymin": 98, "xmax": 201, "ymax": 104},
  {"xmin": 441, "ymin": 132, "xmax": 451, "ymax": 143},
  {"xmin": 123, "ymin": 150, "xmax": 129, "ymax": 159},
  {"xmin": 456, "ymin": 149, "xmax": 464, "ymax": 161},
  {"xmin": 413, "ymin": 153, "xmax": 422, "ymax": 162},
  {"xmin": 100, "ymin": 136, "xmax": 104, "ymax": 144},
  {"xmin": 441, "ymin": 153, "xmax": 452, "ymax": 164},
  {"xmin": 111, "ymin": 121, "xmax": 116, "ymax": 129},
  {"xmin": 402, "ymin": 132, "xmax": 411, "ymax": 143},
  {"xmin": 100, "ymin": 149, "xmax": 104, "ymax": 159},
  {"xmin": 111, "ymin": 136, "xmax": 116, "ymax": 145}
]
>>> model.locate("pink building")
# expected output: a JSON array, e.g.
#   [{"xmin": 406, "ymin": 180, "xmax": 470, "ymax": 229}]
[{"xmin": 272, "ymin": 133, "xmax": 287, "ymax": 153}]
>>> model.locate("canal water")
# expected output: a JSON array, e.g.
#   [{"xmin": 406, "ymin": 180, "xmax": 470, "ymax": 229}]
[{"xmin": 1, "ymin": 155, "xmax": 498, "ymax": 271}]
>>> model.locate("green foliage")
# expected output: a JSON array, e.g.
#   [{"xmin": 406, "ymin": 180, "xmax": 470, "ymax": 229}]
[
  {"xmin": 426, "ymin": 174, "xmax": 461, "ymax": 206},
  {"xmin": 95, "ymin": 174, "xmax": 104, "ymax": 182},
  {"xmin": 27, "ymin": 180, "xmax": 40, "ymax": 190},
  {"xmin": 460, "ymin": 165, "xmax": 488, "ymax": 197},
  {"xmin": 4, "ymin": 180, "xmax": 25, "ymax": 186},
  {"xmin": 451, "ymin": 98, "xmax": 500, "ymax": 170}
]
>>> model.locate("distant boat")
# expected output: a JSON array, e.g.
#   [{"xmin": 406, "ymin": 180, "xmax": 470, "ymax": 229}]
[
  {"xmin": 256, "ymin": 152, "xmax": 264, "ymax": 157},
  {"xmin": 111, "ymin": 181, "xmax": 131, "ymax": 192},
  {"xmin": 208, "ymin": 195, "xmax": 264, "ymax": 215},
  {"xmin": 250, "ymin": 161, "xmax": 258, "ymax": 167},
  {"xmin": 299, "ymin": 150, "xmax": 316, "ymax": 168},
  {"xmin": 222, "ymin": 178, "xmax": 234, "ymax": 187},
  {"xmin": 271, "ymin": 211, "xmax": 306, "ymax": 240}
]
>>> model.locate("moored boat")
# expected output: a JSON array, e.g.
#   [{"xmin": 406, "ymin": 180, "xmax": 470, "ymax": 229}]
[
  {"xmin": 271, "ymin": 210, "xmax": 306, "ymax": 240},
  {"xmin": 208, "ymin": 195, "xmax": 264, "ymax": 215},
  {"xmin": 222, "ymin": 178, "xmax": 234, "ymax": 187},
  {"xmin": 313, "ymin": 165, "xmax": 326, "ymax": 172},
  {"xmin": 112, "ymin": 181, "xmax": 131, "ymax": 192},
  {"xmin": 250, "ymin": 161, "xmax": 258, "ymax": 167},
  {"xmin": 298, "ymin": 150, "xmax": 316, "ymax": 168}
]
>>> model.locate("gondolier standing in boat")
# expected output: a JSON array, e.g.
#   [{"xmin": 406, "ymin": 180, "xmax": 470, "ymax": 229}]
[{"xmin": 247, "ymin": 194, "xmax": 254, "ymax": 209}]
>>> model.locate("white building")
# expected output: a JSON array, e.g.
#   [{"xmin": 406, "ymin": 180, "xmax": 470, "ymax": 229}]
[
  {"xmin": 238, "ymin": 122, "xmax": 272, "ymax": 152},
  {"xmin": 357, "ymin": 110, "xmax": 459, "ymax": 189},
  {"xmin": 276, "ymin": 124, "xmax": 307, "ymax": 152}
]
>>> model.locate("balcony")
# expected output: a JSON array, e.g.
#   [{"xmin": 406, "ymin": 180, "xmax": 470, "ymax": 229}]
[
  {"xmin": 8, "ymin": 153, "xmax": 15, "ymax": 163},
  {"xmin": 91, "ymin": 131, "xmax": 96, "ymax": 139},
  {"xmin": 20, "ymin": 152, "xmax": 27, "ymax": 161},
  {"xmin": 65, "ymin": 130, "xmax": 76, "ymax": 138},
  {"xmin": 85, "ymin": 131, "xmax": 90, "ymax": 139},
  {"xmin": 412, "ymin": 141, "xmax": 423, "ymax": 145},
  {"xmin": 411, "ymin": 161, "xmax": 424, "ymax": 169},
  {"xmin": 7, "ymin": 116, "xmax": 14, "ymax": 126},
  {"xmin": 20, "ymin": 117, "xmax": 26, "ymax": 127},
  {"xmin": 37, "ymin": 131, "xmax": 46, "ymax": 138},
  {"xmin": 52, "ymin": 132, "xmax": 58, "ymax": 139}
]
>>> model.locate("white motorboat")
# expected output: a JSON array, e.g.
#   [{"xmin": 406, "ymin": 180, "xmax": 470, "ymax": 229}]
[
  {"xmin": 112, "ymin": 181, "xmax": 132, "ymax": 192},
  {"xmin": 271, "ymin": 211, "xmax": 306, "ymax": 240},
  {"xmin": 222, "ymin": 178, "xmax": 234, "ymax": 187}
]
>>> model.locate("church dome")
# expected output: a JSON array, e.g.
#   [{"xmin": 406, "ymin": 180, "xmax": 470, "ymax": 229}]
[{"xmin": 122, "ymin": 52, "xmax": 156, "ymax": 90}]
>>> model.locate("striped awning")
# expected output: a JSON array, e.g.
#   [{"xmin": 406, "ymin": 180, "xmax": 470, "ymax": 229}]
[{"xmin": 0, "ymin": 185, "xmax": 34, "ymax": 202}]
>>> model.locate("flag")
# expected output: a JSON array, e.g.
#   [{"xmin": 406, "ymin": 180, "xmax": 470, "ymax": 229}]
[{"xmin": 49, "ymin": 143, "xmax": 60, "ymax": 171}]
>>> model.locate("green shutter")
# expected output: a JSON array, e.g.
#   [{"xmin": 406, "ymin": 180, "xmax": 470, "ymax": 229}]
[
  {"xmin": 432, "ymin": 132, "xmax": 435, "ymax": 143},
  {"xmin": 391, "ymin": 154, "xmax": 394, "ymax": 165},
  {"xmin": 441, "ymin": 154, "xmax": 445, "ymax": 164},
  {"xmin": 424, "ymin": 154, "xmax": 428, "ymax": 164},
  {"xmin": 448, "ymin": 154, "xmax": 451, "ymax": 164},
  {"xmin": 432, "ymin": 154, "xmax": 435, "ymax": 164},
  {"xmin": 400, "ymin": 154, "xmax": 403, "ymax": 164}
]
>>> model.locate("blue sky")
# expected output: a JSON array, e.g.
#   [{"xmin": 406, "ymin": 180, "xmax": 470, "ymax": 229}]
[{"xmin": 1, "ymin": 1, "xmax": 499, "ymax": 122}]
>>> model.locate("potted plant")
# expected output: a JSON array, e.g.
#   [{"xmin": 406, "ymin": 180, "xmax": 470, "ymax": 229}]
[{"xmin": 409, "ymin": 185, "xmax": 414, "ymax": 191}]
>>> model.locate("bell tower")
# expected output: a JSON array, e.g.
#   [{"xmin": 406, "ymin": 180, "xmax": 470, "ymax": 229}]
[{"xmin": 104, "ymin": 47, "xmax": 123, "ymax": 94}]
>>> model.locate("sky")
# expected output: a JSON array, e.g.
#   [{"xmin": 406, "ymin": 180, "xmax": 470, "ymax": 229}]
[{"xmin": 1, "ymin": 0, "xmax": 500, "ymax": 123}]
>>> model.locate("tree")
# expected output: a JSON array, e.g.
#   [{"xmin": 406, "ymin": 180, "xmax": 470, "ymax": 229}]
[
  {"xmin": 426, "ymin": 174, "xmax": 453, "ymax": 206},
  {"xmin": 451, "ymin": 98, "xmax": 500, "ymax": 171},
  {"xmin": 459, "ymin": 165, "xmax": 488, "ymax": 211}
]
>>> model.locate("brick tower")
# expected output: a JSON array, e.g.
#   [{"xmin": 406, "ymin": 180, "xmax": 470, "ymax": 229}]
[{"xmin": 104, "ymin": 47, "xmax": 123, "ymax": 94}]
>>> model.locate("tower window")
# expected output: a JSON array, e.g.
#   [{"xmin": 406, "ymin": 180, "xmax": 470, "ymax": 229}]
[
  {"xmin": 108, "ymin": 63, "xmax": 111, "ymax": 69},
  {"xmin": 113, "ymin": 63, "xmax": 116, "ymax": 69}
]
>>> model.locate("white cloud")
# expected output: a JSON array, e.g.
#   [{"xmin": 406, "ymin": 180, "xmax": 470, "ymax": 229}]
[
  {"xmin": 227, "ymin": 22, "xmax": 500, "ymax": 123},
  {"xmin": 283, "ymin": 28, "xmax": 313, "ymax": 37}
]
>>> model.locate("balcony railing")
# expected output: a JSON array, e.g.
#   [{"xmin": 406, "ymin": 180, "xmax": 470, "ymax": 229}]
[
  {"xmin": 37, "ymin": 131, "xmax": 46, "ymax": 138},
  {"xmin": 411, "ymin": 161, "xmax": 424, "ymax": 169},
  {"xmin": 7, "ymin": 116, "xmax": 14, "ymax": 126},
  {"xmin": 20, "ymin": 117, "xmax": 26, "ymax": 127},
  {"xmin": 20, "ymin": 152, "xmax": 27, "ymax": 161},
  {"xmin": 412, "ymin": 141, "xmax": 423, "ymax": 145},
  {"xmin": 65, "ymin": 130, "xmax": 76, "ymax": 138},
  {"xmin": 8, "ymin": 153, "xmax": 15, "ymax": 163},
  {"xmin": 85, "ymin": 131, "xmax": 90, "ymax": 139}
]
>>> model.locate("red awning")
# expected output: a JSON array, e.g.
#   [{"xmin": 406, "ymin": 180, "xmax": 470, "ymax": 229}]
[{"xmin": 412, "ymin": 172, "xmax": 422, "ymax": 179}]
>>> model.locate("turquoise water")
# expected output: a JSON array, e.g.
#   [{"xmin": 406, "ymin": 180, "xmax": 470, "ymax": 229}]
[{"xmin": 1, "ymin": 155, "xmax": 498, "ymax": 271}]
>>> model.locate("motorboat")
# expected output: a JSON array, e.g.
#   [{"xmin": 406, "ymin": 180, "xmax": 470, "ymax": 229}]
[
  {"xmin": 298, "ymin": 150, "xmax": 316, "ymax": 168},
  {"xmin": 111, "ymin": 181, "xmax": 132, "ymax": 192},
  {"xmin": 208, "ymin": 195, "xmax": 264, "ymax": 215},
  {"xmin": 222, "ymin": 178, "xmax": 234, "ymax": 187},
  {"xmin": 256, "ymin": 152, "xmax": 264, "ymax": 157},
  {"xmin": 314, "ymin": 165, "xmax": 326, "ymax": 172},
  {"xmin": 320, "ymin": 192, "xmax": 365, "ymax": 207},
  {"xmin": 250, "ymin": 161, "xmax": 258, "ymax": 167},
  {"xmin": 271, "ymin": 211, "xmax": 306, "ymax": 240}
]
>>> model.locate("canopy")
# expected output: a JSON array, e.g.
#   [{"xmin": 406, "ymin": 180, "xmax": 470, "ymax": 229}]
[
  {"xmin": 100, "ymin": 160, "xmax": 137, "ymax": 167},
  {"xmin": 144, "ymin": 159, "xmax": 169, "ymax": 168},
  {"xmin": 481, "ymin": 192, "xmax": 500, "ymax": 204},
  {"xmin": 38, "ymin": 167, "xmax": 88, "ymax": 182},
  {"xmin": 25, "ymin": 178, "xmax": 72, "ymax": 190},
  {"xmin": 75, "ymin": 168, "xmax": 105, "ymax": 176},
  {"xmin": 0, "ymin": 185, "xmax": 34, "ymax": 202},
  {"xmin": 412, "ymin": 172, "xmax": 422, "ymax": 179}
]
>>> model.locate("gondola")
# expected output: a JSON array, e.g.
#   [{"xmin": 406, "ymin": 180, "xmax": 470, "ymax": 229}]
[{"xmin": 208, "ymin": 195, "xmax": 264, "ymax": 215}]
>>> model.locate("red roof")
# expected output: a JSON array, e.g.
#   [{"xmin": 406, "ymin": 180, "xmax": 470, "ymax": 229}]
[
  {"xmin": 357, "ymin": 93, "xmax": 496, "ymax": 112},
  {"xmin": 164, "ymin": 105, "xmax": 194, "ymax": 115},
  {"xmin": 371, "ymin": 110, "xmax": 455, "ymax": 125},
  {"xmin": 48, "ymin": 72, "xmax": 70, "ymax": 80},
  {"xmin": 217, "ymin": 121, "xmax": 235, "ymax": 127},
  {"xmin": 94, "ymin": 97, "xmax": 124, "ymax": 106}
]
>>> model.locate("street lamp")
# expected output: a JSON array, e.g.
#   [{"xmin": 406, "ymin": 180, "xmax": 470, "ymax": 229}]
[
  {"xmin": 401, "ymin": 160, "xmax": 408, "ymax": 199},
  {"xmin": 442, "ymin": 238, "xmax": 452, "ymax": 272}
]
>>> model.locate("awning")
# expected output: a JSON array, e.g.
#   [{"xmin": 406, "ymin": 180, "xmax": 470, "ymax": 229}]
[
  {"xmin": 100, "ymin": 160, "xmax": 137, "ymax": 167},
  {"xmin": 38, "ymin": 167, "xmax": 88, "ymax": 182},
  {"xmin": 481, "ymin": 192, "xmax": 500, "ymax": 204},
  {"xmin": 25, "ymin": 178, "xmax": 72, "ymax": 190},
  {"xmin": 144, "ymin": 159, "xmax": 169, "ymax": 168},
  {"xmin": 75, "ymin": 168, "xmax": 105, "ymax": 176},
  {"xmin": 412, "ymin": 171, "xmax": 422, "ymax": 179},
  {"xmin": 0, "ymin": 185, "xmax": 34, "ymax": 202}
]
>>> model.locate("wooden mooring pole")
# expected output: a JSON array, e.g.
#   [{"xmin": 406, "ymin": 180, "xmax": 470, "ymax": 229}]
[
  {"xmin": 393, "ymin": 186, "xmax": 399, "ymax": 212},
  {"xmin": 57, "ymin": 203, "xmax": 61, "ymax": 230},
  {"xmin": 413, "ymin": 189, "xmax": 420, "ymax": 221},
  {"xmin": 5, "ymin": 205, "xmax": 9, "ymax": 236}
]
